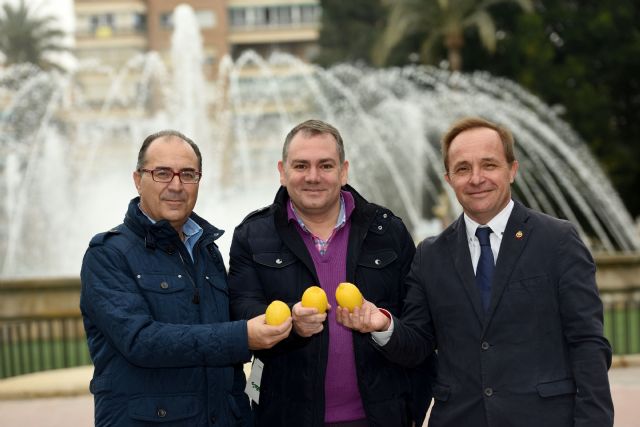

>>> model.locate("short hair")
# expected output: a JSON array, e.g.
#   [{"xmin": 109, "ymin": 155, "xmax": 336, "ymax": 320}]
[
  {"xmin": 136, "ymin": 130, "xmax": 202, "ymax": 171},
  {"xmin": 441, "ymin": 117, "xmax": 516, "ymax": 172},
  {"xmin": 282, "ymin": 119, "xmax": 345, "ymax": 163}
]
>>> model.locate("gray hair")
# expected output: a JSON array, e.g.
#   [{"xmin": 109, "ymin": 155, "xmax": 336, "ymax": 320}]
[
  {"xmin": 282, "ymin": 119, "xmax": 345, "ymax": 163},
  {"xmin": 136, "ymin": 130, "xmax": 202, "ymax": 171}
]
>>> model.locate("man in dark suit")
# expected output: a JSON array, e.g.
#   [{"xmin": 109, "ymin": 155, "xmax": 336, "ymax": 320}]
[{"xmin": 337, "ymin": 117, "xmax": 614, "ymax": 426}]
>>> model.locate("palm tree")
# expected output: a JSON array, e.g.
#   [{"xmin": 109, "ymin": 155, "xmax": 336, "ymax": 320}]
[
  {"xmin": 0, "ymin": 0, "xmax": 69, "ymax": 70},
  {"xmin": 374, "ymin": 0, "xmax": 534, "ymax": 71}
]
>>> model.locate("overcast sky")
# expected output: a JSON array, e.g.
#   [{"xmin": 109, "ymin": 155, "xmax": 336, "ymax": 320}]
[
  {"xmin": 0, "ymin": 0, "xmax": 75, "ymax": 66},
  {"xmin": 0, "ymin": 0, "xmax": 74, "ymax": 33}
]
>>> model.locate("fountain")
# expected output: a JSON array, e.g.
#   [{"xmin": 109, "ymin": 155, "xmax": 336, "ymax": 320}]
[{"xmin": 1, "ymin": 5, "xmax": 638, "ymax": 279}]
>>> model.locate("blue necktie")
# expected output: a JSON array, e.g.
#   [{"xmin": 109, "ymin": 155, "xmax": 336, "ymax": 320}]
[{"xmin": 475, "ymin": 227, "xmax": 495, "ymax": 311}]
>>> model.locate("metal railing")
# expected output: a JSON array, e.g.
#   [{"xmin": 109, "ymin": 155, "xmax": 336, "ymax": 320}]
[
  {"xmin": 0, "ymin": 314, "xmax": 91, "ymax": 379},
  {"xmin": 602, "ymin": 289, "xmax": 640, "ymax": 355},
  {"xmin": 0, "ymin": 290, "xmax": 638, "ymax": 380}
]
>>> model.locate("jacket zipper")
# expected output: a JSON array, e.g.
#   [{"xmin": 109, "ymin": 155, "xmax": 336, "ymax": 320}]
[{"xmin": 177, "ymin": 250, "xmax": 200, "ymax": 304}]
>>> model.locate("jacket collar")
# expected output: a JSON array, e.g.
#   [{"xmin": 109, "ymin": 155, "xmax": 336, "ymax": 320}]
[
  {"xmin": 123, "ymin": 197, "xmax": 224, "ymax": 252},
  {"xmin": 272, "ymin": 184, "xmax": 375, "ymax": 223},
  {"xmin": 445, "ymin": 200, "xmax": 531, "ymax": 330},
  {"xmin": 272, "ymin": 185, "xmax": 379, "ymax": 283},
  {"xmin": 484, "ymin": 200, "xmax": 531, "ymax": 329}
]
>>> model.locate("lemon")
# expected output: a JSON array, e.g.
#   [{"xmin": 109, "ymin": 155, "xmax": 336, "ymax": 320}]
[
  {"xmin": 335, "ymin": 282, "xmax": 363, "ymax": 312},
  {"xmin": 301, "ymin": 286, "xmax": 329, "ymax": 313},
  {"xmin": 265, "ymin": 300, "xmax": 291, "ymax": 326}
]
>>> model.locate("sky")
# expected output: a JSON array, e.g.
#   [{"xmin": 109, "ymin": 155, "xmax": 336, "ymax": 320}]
[
  {"xmin": 0, "ymin": 0, "xmax": 75, "ymax": 66},
  {"xmin": 0, "ymin": 0, "xmax": 73, "ymax": 29},
  {"xmin": 0, "ymin": 0, "xmax": 74, "ymax": 35}
]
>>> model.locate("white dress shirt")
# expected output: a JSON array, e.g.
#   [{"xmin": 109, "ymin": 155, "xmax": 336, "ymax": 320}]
[
  {"xmin": 464, "ymin": 199, "xmax": 514, "ymax": 272},
  {"xmin": 372, "ymin": 200, "xmax": 515, "ymax": 346}
]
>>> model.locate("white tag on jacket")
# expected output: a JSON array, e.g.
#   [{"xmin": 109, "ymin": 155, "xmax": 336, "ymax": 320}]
[{"xmin": 244, "ymin": 357, "xmax": 263, "ymax": 404}]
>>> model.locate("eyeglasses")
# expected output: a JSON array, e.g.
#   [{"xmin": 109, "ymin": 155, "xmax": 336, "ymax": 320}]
[{"xmin": 139, "ymin": 168, "xmax": 202, "ymax": 184}]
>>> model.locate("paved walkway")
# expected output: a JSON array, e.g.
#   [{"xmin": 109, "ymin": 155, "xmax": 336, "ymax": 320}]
[{"xmin": 1, "ymin": 365, "xmax": 639, "ymax": 426}]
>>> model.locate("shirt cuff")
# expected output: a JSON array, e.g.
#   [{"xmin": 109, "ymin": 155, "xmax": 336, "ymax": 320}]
[{"xmin": 371, "ymin": 309, "xmax": 394, "ymax": 346}]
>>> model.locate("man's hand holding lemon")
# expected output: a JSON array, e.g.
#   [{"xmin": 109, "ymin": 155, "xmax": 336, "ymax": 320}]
[
  {"xmin": 293, "ymin": 286, "xmax": 331, "ymax": 337},
  {"xmin": 335, "ymin": 301, "xmax": 390, "ymax": 333},
  {"xmin": 247, "ymin": 301, "xmax": 293, "ymax": 350},
  {"xmin": 334, "ymin": 282, "xmax": 391, "ymax": 333}
]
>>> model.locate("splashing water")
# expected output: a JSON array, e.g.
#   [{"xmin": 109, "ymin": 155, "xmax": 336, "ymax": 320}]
[{"xmin": 0, "ymin": 5, "xmax": 637, "ymax": 278}]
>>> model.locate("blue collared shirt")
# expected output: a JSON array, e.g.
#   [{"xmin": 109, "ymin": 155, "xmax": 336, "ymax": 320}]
[{"xmin": 139, "ymin": 205, "xmax": 203, "ymax": 260}]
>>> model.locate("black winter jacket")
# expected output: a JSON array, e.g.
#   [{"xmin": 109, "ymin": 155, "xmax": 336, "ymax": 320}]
[{"xmin": 228, "ymin": 185, "xmax": 432, "ymax": 427}]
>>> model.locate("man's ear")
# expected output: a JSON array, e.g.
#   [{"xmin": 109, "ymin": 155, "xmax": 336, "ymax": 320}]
[
  {"xmin": 133, "ymin": 170, "xmax": 142, "ymax": 193},
  {"xmin": 277, "ymin": 161, "xmax": 286, "ymax": 186},
  {"xmin": 444, "ymin": 172, "xmax": 452, "ymax": 187},
  {"xmin": 340, "ymin": 160, "xmax": 349, "ymax": 186},
  {"xmin": 509, "ymin": 160, "xmax": 519, "ymax": 183}
]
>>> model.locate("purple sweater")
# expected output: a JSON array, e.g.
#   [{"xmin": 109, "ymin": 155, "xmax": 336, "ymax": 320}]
[{"xmin": 288, "ymin": 192, "xmax": 366, "ymax": 423}]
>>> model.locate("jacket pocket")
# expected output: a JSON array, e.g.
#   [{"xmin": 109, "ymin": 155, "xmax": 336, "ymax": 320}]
[
  {"xmin": 205, "ymin": 274, "xmax": 229, "ymax": 295},
  {"xmin": 507, "ymin": 274, "xmax": 550, "ymax": 292},
  {"xmin": 136, "ymin": 273, "xmax": 192, "ymax": 322},
  {"xmin": 137, "ymin": 273, "xmax": 187, "ymax": 294},
  {"xmin": 357, "ymin": 250, "xmax": 398, "ymax": 269},
  {"xmin": 253, "ymin": 252, "xmax": 297, "ymax": 268},
  {"xmin": 128, "ymin": 393, "xmax": 199, "ymax": 423},
  {"xmin": 89, "ymin": 374, "xmax": 111, "ymax": 394},
  {"xmin": 536, "ymin": 378, "xmax": 576, "ymax": 397},
  {"xmin": 431, "ymin": 382, "xmax": 451, "ymax": 402}
]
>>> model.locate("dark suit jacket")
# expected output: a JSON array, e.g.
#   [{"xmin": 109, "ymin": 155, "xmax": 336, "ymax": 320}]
[{"xmin": 380, "ymin": 201, "xmax": 613, "ymax": 427}]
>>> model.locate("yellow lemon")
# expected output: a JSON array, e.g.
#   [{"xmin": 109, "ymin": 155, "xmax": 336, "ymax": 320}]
[
  {"xmin": 335, "ymin": 282, "xmax": 363, "ymax": 312},
  {"xmin": 265, "ymin": 300, "xmax": 291, "ymax": 326},
  {"xmin": 301, "ymin": 286, "xmax": 329, "ymax": 313}
]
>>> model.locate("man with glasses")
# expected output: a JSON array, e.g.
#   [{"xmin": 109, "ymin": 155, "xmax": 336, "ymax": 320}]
[{"xmin": 80, "ymin": 130, "xmax": 292, "ymax": 427}]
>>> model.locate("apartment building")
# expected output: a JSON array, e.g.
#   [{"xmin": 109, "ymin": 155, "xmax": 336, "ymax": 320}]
[{"xmin": 74, "ymin": 0, "xmax": 321, "ymax": 75}]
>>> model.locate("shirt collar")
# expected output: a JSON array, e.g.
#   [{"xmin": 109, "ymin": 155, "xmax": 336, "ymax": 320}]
[
  {"xmin": 138, "ymin": 203, "xmax": 202, "ymax": 238},
  {"xmin": 287, "ymin": 190, "xmax": 355, "ymax": 232},
  {"xmin": 182, "ymin": 216, "xmax": 202, "ymax": 239},
  {"xmin": 464, "ymin": 199, "xmax": 514, "ymax": 243}
]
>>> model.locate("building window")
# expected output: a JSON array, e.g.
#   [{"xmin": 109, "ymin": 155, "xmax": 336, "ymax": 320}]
[
  {"xmin": 229, "ymin": 4, "xmax": 321, "ymax": 29},
  {"xmin": 160, "ymin": 12, "xmax": 173, "ymax": 29},
  {"xmin": 133, "ymin": 13, "xmax": 146, "ymax": 32},
  {"xmin": 90, "ymin": 14, "xmax": 114, "ymax": 37},
  {"xmin": 196, "ymin": 10, "xmax": 216, "ymax": 29},
  {"xmin": 249, "ymin": 7, "xmax": 266, "ymax": 26},
  {"xmin": 229, "ymin": 8, "xmax": 245, "ymax": 27},
  {"xmin": 273, "ymin": 6, "xmax": 292, "ymax": 26},
  {"xmin": 300, "ymin": 5, "xmax": 321, "ymax": 24}
]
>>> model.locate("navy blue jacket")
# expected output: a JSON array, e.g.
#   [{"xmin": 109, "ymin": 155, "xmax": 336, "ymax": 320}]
[
  {"xmin": 228, "ymin": 185, "xmax": 433, "ymax": 427},
  {"xmin": 80, "ymin": 197, "xmax": 252, "ymax": 427}
]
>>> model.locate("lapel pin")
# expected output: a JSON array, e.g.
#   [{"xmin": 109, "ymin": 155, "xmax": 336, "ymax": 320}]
[{"xmin": 515, "ymin": 230, "xmax": 524, "ymax": 240}]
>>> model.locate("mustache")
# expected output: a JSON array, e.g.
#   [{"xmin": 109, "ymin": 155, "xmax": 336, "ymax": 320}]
[{"xmin": 161, "ymin": 192, "xmax": 187, "ymax": 202}]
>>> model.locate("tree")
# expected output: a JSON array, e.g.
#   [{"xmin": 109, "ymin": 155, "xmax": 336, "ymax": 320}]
[
  {"xmin": 464, "ymin": 0, "xmax": 640, "ymax": 217},
  {"xmin": 0, "ymin": 0, "xmax": 68, "ymax": 70},
  {"xmin": 374, "ymin": 0, "xmax": 533, "ymax": 70},
  {"xmin": 315, "ymin": 0, "xmax": 386, "ymax": 67},
  {"xmin": 316, "ymin": 0, "xmax": 640, "ymax": 217}
]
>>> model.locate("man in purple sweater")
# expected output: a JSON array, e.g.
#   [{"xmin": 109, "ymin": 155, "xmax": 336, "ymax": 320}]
[{"xmin": 228, "ymin": 119, "xmax": 432, "ymax": 426}]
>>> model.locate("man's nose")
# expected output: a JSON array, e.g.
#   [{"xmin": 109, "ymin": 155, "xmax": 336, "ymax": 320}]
[
  {"xmin": 305, "ymin": 166, "xmax": 320, "ymax": 181},
  {"xmin": 469, "ymin": 167, "xmax": 485, "ymax": 184}
]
